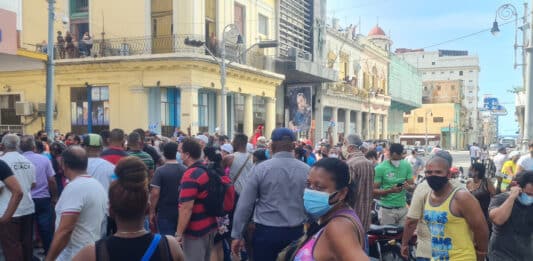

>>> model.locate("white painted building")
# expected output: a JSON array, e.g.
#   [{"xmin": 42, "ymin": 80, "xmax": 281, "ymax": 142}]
[{"xmin": 396, "ymin": 49, "xmax": 481, "ymax": 145}]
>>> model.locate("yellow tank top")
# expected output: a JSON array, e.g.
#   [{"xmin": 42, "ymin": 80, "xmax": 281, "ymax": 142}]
[{"xmin": 423, "ymin": 187, "xmax": 476, "ymax": 261}]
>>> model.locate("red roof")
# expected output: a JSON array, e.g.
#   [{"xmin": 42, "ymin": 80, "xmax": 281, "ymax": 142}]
[{"xmin": 368, "ymin": 25, "xmax": 386, "ymax": 37}]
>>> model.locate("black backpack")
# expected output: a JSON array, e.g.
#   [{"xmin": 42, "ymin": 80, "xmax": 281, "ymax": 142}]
[{"xmin": 196, "ymin": 164, "xmax": 236, "ymax": 217}]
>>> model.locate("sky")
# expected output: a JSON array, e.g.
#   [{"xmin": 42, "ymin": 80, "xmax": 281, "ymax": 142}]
[{"xmin": 328, "ymin": 0, "xmax": 525, "ymax": 136}]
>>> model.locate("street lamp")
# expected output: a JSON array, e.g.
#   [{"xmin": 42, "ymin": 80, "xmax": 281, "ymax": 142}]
[
  {"xmin": 491, "ymin": 2, "xmax": 533, "ymax": 152},
  {"xmin": 184, "ymin": 25, "xmax": 278, "ymax": 135}
]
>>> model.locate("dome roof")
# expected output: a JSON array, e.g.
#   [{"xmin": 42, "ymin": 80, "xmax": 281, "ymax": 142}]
[{"xmin": 368, "ymin": 25, "xmax": 386, "ymax": 37}]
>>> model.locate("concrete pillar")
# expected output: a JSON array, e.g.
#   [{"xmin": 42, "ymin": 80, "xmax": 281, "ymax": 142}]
[
  {"xmin": 332, "ymin": 107, "xmax": 338, "ymax": 144},
  {"xmin": 383, "ymin": 115, "xmax": 386, "ymax": 140},
  {"xmin": 315, "ymin": 103, "xmax": 324, "ymax": 145},
  {"xmin": 180, "ymin": 85, "xmax": 200, "ymax": 135},
  {"xmin": 243, "ymin": 94, "xmax": 254, "ymax": 137},
  {"xmin": 374, "ymin": 114, "xmax": 380, "ymax": 140},
  {"xmin": 344, "ymin": 109, "xmax": 351, "ymax": 136},
  {"xmin": 216, "ymin": 92, "xmax": 222, "ymax": 131},
  {"xmin": 356, "ymin": 111, "xmax": 363, "ymax": 136},
  {"xmin": 265, "ymin": 97, "xmax": 276, "ymax": 139},
  {"xmin": 365, "ymin": 112, "xmax": 371, "ymax": 140}
]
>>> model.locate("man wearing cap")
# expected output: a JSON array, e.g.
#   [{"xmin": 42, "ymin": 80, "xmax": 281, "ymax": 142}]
[
  {"xmin": 220, "ymin": 143, "xmax": 234, "ymax": 157},
  {"xmin": 344, "ymin": 134, "xmax": 374, "ymax": 232},
  {"xmin": 231, "ymin": 128, "xmax": 309, "ymax": 261},
  {"xmin": 20, "ymin": 135, "xmax": 58, "ymax": 255},
  {"xmin": 83, "ymin": 134, "xmax": 115, "ymax": 192}
]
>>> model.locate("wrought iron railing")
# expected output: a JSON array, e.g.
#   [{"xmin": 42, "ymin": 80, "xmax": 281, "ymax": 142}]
[
  {"xmin": 0, "ymin": 125, "xmax": 24, "ymax": 134},
  {"xmin": 51, "ymin": 34, "xmax": 274, "ymax": 71}
]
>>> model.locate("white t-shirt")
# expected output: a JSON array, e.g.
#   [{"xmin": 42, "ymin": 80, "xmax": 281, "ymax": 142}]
[
  {"xmin": 470, "ymin": 146, "xmax": 481, "ymax": 158},
  {"xmin": 517, "ymin": 154, "xmax": 533, "ymax": 171},
  {"xmin": 0, "ymin": 152, "xmax": 36, "ymax": 217},
  {"xmin": 55, "ymin": 175, "xmax": 108, "ymax": 261},
  {"xmin": 493, "ymin": 153, "xmax": 508, "ymax": 174},
  {"xmin": 87, "ymin": 158, "xmax": 115, "ymax": 192}
]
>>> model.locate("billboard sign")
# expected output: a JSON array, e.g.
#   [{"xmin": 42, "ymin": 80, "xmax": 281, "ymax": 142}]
[
  {"xmin": 287, "ymin": 86, "xmax": 312, "ymax": 133},
  {"xmin": 483, "ymin": 97, "xmax": 507, "ymax": 116}
]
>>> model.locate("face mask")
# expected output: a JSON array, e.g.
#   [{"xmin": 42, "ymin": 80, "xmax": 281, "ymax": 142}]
[
  {"xmin": 176, "ymin": 152, "xmax": 182, "ymax": 162},
  {"xmin": 41, "ymin": 137, "xmax": 48, "ymax": 142},
  {"xmin": 426, "ymin": 176, "xmax": 448, "ymax": 191},
  {"xmin": 518, "ymin": 193, "xmax": 533, "ymax": 206},
  {"xmin": 328, "ymin": 154, "xmax": 338, "ymax": 158},
  {"xmin": 391, "ymin": 160, "xmax": 401, "ymax": 167},
  {"xmin": 303, "ymin": 188, "xmax": 338, "ymax": 219}
]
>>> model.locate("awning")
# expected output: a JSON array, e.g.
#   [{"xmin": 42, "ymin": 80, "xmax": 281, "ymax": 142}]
[{"xmin": 0, "ymin": 50, "xmax": 46, "ymax": 72}]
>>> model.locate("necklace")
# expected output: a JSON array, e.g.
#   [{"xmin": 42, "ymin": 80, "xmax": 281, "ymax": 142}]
[{"xmin": 115, "ymin": 229, "xmax": 147, "ymax": 236}]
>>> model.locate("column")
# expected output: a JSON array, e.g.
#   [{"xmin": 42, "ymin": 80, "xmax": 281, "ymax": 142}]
[
  {"xmin": 365, "ymin": 112, "xmax": 371, "ymax": 140},
  {"xmin": 332, "ymin": 107, "xmax": 338, "ymax": 144},
  {"xmin": 344, "ymin": 109, "xmax": 351, "ymax": 137},
  {"xmin": 374, "ymin": 114, "xmax": 380, "ymax": 140},
  {"xmin": 180, "ymin": 85, "xmax": 200, "ymax": 135},
  {"xmin": 315, "ymin": 103, "xmax": 324, "ymax": 145},
  {"xmin": 216, "ymin": 92, "xmax": 222, "ymax": 131},
  {"xmin": 265, "ymin": 97, "xmax": 276, "ymax": 139},
  {"xmin": 383, "ymin": 115, "xmax": 389, "ymax": 140},
  {"xmin": 243, "ymin": 94, "xmax": 254, "ymax": 137},
  {"xmin": 356, "ymin": 111, "xmax": 363, "ymax": 136}
]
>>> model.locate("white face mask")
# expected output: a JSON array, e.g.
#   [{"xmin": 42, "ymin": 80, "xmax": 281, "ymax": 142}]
[
  {"xmin": 328, "ymin": 154, "xmax": 338, "ymax": 158},
  {"xmin": 391, "ymin": 160, "xmax": 401, "ymax": 167}
]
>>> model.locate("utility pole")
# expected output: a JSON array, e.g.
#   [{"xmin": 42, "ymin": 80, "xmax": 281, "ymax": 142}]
[
  {"xmin": 45, "ymin": 0, "xmax": 56, "ymax": 139},
  {"xmin": 524, "ymin": 2, "xmax": 533, "ymax": 151}
]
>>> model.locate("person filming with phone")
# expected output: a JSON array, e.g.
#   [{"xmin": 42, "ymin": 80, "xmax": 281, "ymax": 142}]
[{"xmin": 373, "ymin": 143, "xmax": 414, "ymax": 225}]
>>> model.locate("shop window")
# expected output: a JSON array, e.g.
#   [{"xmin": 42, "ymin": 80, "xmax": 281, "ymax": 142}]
[
  {"xmin": 433, "ymin": 117, "xmax": 444, "ymax": 123},
  {"xmin": 417, "ymin": 117, "xmax": 424, "ymax": 123}
]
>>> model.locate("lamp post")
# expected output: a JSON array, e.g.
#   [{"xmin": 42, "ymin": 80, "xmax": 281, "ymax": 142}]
[
  {"xmin": 492, "ymin": 3, "xmax": 532, "ymax": 151},
  {"xmin": 185, "ymin": 25, "xmax": 278, "ymax": 135},
  {"xmin": 367, "ymin": 89, "xmax": 376, "ymax": 140},
  {"xmin": 45, "ymin": 0, "xmax": 56, "ymax": 139},
  {"xmin": 85, "ymin": 82, "xmax": 93, "ymax": 133}
]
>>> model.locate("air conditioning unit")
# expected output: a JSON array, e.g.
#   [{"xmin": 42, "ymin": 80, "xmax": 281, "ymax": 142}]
[
  {"xmin": 15, "ymin": 102, "xmax": 33, "ymax": 116},
  {"xmin": 38, "ymin": 103, "xmax": 47, "ymax": 113}
]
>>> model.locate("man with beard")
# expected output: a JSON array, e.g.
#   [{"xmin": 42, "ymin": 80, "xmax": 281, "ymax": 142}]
[{"xmin": 422, "ymin": 154, "xmax": 488, "ymax": 261}]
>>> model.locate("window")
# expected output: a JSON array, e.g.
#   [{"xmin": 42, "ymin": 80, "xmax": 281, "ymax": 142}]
[
  {"xmin": 433, "ymin": 117, "xmax": 444, "ymax": 123},
  {"xmin": 450, "ymin": 71, "xmax": 454, "ymax": 74},
  {"xmin": 70, "ymin": 86, "xmax": 109, "ymax": 134},
  {"xmin": 0, "ymin": 94, "xmax": 21, "ymax": 125},
  {"xmin": 234, "ymin": 4, "xmax": 246, "ymax": 40},
  {"xmin": 469, "ymin": 80, "xmax": 473, "ymax": 83},
  {"xmin": 258, "ymin": 14, "xmax": 269, "ymax": 35},
  {"xmin": 417, "ymin": 117, "xmax": 424, "ymax": 123},
  {"xmin": 160, "ymin": 88, "xmax": 181, "ymax": 137},
  {"xmin": 432, "ymin": 62, "xmax": 435, "ymax": 65},
  {"xmin": 405, "ymin": 111, "xmax": 411, "ymax": 115},
  {"xmin": 437, "ymin": 85, "xmax": 441, "ymax": 91},
  {"xmin": 432, "ymin": 72, "xmax": 435, "ymax": 75},
  {"xmin": 423, "ymin": 86, "xmax": 428, "ymax": 91},
  {"xmin": 451, "ymin": 85, "xmax": 455, "ymax": 90},
  {"xmin": 469, "ymin": 70, "xmax": 473, "ymax": 73},
  {"xmin": 441, "ymin": 71, "xmax": 445, "ymax": 74},
  {"xmin": 403, "ymin": 117, "xmax": 409, "ymax": 123},
  {"xmin": 423, "ymin": 72, "xmax": 427, "ymax": 75},
  {"xmin": 459, "ymin": 71, "xmax": 463, "ymax": 76}
]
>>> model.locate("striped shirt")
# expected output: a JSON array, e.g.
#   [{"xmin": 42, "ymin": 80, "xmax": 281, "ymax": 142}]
[
  {"xmin": 179, "ymin": 161, "xmax": 217, "ymax": 238},
  {"xmin": 128, "ymin": 150, "xmax": 155, "ymax": 171},
  {"xmin": 346, "ymin": 151, "xmax": 375, "ymax": 232}
]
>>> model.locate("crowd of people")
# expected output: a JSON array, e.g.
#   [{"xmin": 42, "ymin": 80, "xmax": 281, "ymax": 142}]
[{"xmin": 0, "ymin": 126, "xmax": 531, "ymax": 261}]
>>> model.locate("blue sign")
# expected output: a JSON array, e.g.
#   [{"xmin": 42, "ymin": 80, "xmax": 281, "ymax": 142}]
[{"xmin": 483, "ymin": 97, "xmax": 507, "ymax": 115}]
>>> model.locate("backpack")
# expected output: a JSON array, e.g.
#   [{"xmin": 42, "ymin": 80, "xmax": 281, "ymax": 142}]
[{"xmin": 197, "ymin": 164, "xmax": 236, "ymax": 217}]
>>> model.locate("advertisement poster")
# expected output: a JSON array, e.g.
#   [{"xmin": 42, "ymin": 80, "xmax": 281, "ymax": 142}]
[{"xmin": 287, "ymin": 86, "xmax": 312, "ymax": 132}]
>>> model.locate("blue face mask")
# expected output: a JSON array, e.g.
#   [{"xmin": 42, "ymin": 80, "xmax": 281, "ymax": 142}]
[
  {"xmin": 176, "ymin": 152, "xmax": 182, "ymax": 163},
  {"xmin": 303, "ymin": 188, "xmax": 338, "ymax": 219},
  {"xmin": 518, "ymin": 193, "xmax": 533, "ymax": 206}
]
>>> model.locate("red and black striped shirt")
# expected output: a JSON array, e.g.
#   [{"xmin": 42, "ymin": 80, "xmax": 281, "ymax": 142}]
[{"xmin": 179, "ymin": 162, "xmax": 217, "ymax": 238}]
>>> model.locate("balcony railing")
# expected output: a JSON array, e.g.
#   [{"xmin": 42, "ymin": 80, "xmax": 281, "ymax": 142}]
[{"xmin": 47, "ymin": 34, "xmax": 273, "ymax": 71}]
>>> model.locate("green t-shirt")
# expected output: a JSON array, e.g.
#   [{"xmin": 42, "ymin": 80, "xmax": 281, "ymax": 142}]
[
  {"xmin": 374, "ymin": 159, "xmax": 413, "ymax": 207},
  {"xmin": 128, "ymin": 150, "xmax": 155, "ymax": 171}
]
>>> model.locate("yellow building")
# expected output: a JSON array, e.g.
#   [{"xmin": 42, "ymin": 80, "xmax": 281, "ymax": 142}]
[
  {"xmin": 3, "ymin": 0, "xmax": 283, "ymax": 137},
  {"xmin": 402, "ymin": 103, "xmax": 466, "ymax": 150}
]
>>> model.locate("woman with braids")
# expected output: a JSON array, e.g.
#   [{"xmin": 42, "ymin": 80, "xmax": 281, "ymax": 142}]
[
  {"xmin": 278, "ymin": 158, "xmax": 368, "ymax": 261},
  {"xmin": 73, "ymin": 157, "xmax": 184, "ymax": 261}
]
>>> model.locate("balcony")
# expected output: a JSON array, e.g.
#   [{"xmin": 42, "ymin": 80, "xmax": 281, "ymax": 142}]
[{"xmin": 45, "ymin": 34, "xmax": 274, "ymax": 71}]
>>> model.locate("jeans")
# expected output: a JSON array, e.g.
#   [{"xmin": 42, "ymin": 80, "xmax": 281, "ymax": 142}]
[
  {"xmin": 156, "ymin": 215, "xmax": 177, "ymax": 236},
  {"xmin": 0, "ymin": 214, "xmax": 33, "ymax": 261},
  {"xmin": 252, "ymin": 224, "xmax": 303, "ymax": 261},
  {"xmin": 33, "ymin": 198, "xmax": 54, "ymax": 254}
]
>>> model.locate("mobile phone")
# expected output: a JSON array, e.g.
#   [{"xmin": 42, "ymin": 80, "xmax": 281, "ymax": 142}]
[{"xmin": 396, "ymin": 183, "xmax": 403, "ymax": 187}]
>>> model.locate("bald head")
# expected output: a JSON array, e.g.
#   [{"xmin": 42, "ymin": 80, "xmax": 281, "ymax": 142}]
[{"xmin": 62, "ymin": 145, "xmax": 88, "ymax": 172}]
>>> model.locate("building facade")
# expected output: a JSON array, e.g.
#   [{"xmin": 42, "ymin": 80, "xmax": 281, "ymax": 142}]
[
  {"xmin": 396, "ymin": 49, "xmax": 481, "ymax": 145},
  {"xmin": 313, "ymin": 24, "xmax": 391, "ymax": 144},
  {"xmin": 2, "ymin": 0, "xmax": 285, "ymax": 138},
  {"xmin": 388, "ymin": 54, "xmax": 422, "ymax": 142},
  {"xmin": 403, "ymin": 103, "xmax": 465, "ymax": 150}
]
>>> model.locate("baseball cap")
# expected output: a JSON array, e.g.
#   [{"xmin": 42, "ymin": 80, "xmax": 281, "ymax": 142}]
[
  {"xmin": 195, "ymin": 135, "xmax": 209, "ymax": 144},
  {"xmin": 271, "ymin": 128, "xmax": 295, "ymax": 142},
  {"xmin": 509, "ymin": 151, "xmax": 521, "ymax": 158},
  {"xmin": 221, "ymin": 143, "xmax": 234, "ymax": 154},
  {"xmin": 82, "ymin": 133, "xmax": 102, "ymax": 147}
]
